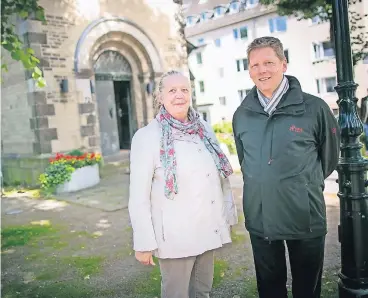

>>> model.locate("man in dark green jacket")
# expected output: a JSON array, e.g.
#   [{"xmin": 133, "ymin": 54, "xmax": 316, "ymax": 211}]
[{"xmin": 233, "ymin": 36, "xmax": 340, "ymax": 298}]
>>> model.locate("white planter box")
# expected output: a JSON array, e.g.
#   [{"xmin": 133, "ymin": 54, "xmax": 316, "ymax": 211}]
[{"xmin": 56, "ymin": 164, "xmax": 100, "ymax": 194}]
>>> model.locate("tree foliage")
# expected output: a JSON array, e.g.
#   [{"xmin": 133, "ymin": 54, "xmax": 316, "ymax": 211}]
[
  {"xmin": 259, "ymin": 0, "xmax": 368, "ymax": 66},
  {"xmin": 1, "ymin": 0, "xmax": 47, "ymax": 87}
]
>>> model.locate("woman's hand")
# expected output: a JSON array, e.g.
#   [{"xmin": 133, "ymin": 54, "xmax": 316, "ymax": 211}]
[{"xmin": 135, "ymin": 251, "xmax": 156, "ymax": 266}]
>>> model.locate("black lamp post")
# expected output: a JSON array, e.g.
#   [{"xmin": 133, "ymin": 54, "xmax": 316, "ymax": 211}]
[{"xmin": 332, "ymin": 0, "xmax": 368, "ymax": 297}]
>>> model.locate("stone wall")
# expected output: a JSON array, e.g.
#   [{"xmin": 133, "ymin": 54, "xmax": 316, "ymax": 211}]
[
  {"xmin": 1, "ymin": 0, "xmax": 188, "ymax": 185},
  {"xmin": 1, "ymin": 52, "xmax": 34, "ymax": 155}
]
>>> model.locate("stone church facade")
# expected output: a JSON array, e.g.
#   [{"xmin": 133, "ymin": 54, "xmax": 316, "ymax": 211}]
[{"xmin": 1, "ymin": 0, "xmax": 187, "ymax": 185}]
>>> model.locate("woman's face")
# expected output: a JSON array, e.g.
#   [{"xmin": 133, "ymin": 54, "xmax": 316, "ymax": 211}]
[{"xmin": 160, "ymin": 74, "xmax": 191, "ymax": 122}]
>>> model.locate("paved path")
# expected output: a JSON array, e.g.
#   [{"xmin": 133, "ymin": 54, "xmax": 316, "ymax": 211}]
[
  {"xmin": 16, "ymin": 153, "xmax": 339, "ymax": 213},
  {"xmin": 54, "ymin": 161, "xmax": 130, "ymax": 211}
]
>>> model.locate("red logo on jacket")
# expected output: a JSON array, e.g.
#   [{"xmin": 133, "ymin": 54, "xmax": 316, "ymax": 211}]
[{"xmin": 289, "ymin": 125, "xmax": 303, "ymax": 133}]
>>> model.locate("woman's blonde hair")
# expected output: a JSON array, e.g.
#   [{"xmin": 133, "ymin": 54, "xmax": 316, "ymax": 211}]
[{"xmin": 153, "ymin": 70, "xmax": 185, "ymax": 109}]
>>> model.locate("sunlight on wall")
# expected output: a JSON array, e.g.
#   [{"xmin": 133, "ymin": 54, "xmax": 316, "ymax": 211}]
[
  {"xmin": 76, "ymin": 0, "xmax": 100, "ymax": 20},
  {"xmin": 143, "ymin": 0, "xmax": 179, "ymax": 35}
]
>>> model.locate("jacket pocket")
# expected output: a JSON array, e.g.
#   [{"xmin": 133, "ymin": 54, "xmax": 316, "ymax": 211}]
[
  {"xmin": 264, "ymin": 177, "xmax": 311, "ymax": 236},
  {"xmin": 308, "ymin": 182, "xmax": 326, "ymax": 229},
  {"xmin": 243, "ymin": 176, "xmax": 263, "ymax": 233}
]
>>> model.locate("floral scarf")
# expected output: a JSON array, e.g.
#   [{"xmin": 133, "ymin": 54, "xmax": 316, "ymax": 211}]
[{"xmin": 156, "ymin": 106, "xmax": 233, "ymax": 199}]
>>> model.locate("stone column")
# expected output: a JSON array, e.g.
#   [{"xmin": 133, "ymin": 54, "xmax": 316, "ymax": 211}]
[{"xmin": 76, "ymin": 69, "xmax": 101, "ymax": 153}]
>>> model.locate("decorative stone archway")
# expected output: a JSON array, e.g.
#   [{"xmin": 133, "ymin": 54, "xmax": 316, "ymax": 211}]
[
  {"xmin": 74, "ymin": 17, "xmax": 163, "ymax": 74},
  {"xmin": 94, "ymin": 50, "xmax": 133, "ymax": 80},
  {"xmin": 74, "ymin": 17, "xmax": 164, "ymax": 154}
]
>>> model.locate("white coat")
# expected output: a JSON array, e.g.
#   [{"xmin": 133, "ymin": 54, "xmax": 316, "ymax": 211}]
[{"xmin": 128, "ymin": 119, "xmax": 238, "ymax": 259}]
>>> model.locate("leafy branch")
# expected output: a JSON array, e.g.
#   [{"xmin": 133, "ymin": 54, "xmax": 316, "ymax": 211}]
[
  {"xmin": 1, "ymin": 0, "xmax": 47, "ymax": 87},
  {"xmin": 259, "ymin": 0, "xmax": 368, "ymax": 66}
]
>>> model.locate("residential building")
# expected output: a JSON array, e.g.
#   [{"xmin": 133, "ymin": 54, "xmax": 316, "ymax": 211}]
[{"xmin": 184, "ymin": 0, "xmax": 368, "ymax": 124}]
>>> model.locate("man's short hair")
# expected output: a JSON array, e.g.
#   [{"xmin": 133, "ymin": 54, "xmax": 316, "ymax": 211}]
[{"xmin": 247, "ymin": 36, "xmax": 285, "ymax": 61}]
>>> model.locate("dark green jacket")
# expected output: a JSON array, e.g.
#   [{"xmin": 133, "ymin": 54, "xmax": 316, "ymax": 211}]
[{"xmin": 232, "ymin": 75, "xmax": 340, "ymax": 240}]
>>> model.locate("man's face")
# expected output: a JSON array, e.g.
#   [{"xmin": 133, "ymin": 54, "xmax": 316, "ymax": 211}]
[{"xmin": 248, "ymin": 47, "xmax": 287, "ymax": 98}]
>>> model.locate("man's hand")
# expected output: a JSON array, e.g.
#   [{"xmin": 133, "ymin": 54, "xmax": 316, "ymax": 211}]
[{"xmin": 135, "ymin": 251, "xmax": 155, "ymax": 266}]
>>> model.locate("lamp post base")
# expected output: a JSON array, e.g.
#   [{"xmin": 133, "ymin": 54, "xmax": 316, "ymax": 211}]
[{"xmin": 339, "ymin": 279, "xmax": 368, "ymax": 298}]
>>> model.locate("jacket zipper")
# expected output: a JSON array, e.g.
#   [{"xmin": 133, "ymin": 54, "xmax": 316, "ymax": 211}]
[
  {"xmin": 267, "ymin": 110, "xmax": 288, "ymax": 165},
  {"xmin": 268, "ymin": 117, "xmax": 274, "ymax": 165}
]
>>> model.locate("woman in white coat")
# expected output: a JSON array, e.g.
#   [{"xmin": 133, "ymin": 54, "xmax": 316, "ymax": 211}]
[{"xmin": 128, "ymin": 70, "xmax": 237, "ymax": 298}]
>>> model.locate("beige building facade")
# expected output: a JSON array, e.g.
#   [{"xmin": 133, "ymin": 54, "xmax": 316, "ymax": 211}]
[{"xmin": 1, "ymin": 0, "xmax": 187, "ymax": 185}]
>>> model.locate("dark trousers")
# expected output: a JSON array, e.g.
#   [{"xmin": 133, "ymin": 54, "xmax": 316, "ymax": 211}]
[{"xmin": 250, "ymin": 234, "xmax": 325, "ymax": 298}]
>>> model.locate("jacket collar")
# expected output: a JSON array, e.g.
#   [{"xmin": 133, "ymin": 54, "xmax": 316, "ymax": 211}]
[{"xmin": 241, "ymin": 75, "xmax": 305, "ymax": 116}]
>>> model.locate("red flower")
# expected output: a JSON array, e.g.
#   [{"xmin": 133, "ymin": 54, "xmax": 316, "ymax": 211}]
[
  {"xmin": 55, "ymin": 153, "xmax": 65, "ymax": 160},
  {"xmin": 167, "ymin": 177, "xmax": 174, "ymax": 191},
  {"xmin": 168, "ymin": 148, "xmax": 175, "ymax": 156}
]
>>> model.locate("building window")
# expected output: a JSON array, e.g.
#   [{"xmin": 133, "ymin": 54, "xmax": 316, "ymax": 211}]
[
  {"xmin": 236, "ymin": 60, "xmax": 241, "ymax": 72},
  {"xmin": 202, "ymin": 111, "xmax": 208, "ymax": 121},
  {"xmin": 238, "ymin": 89, "xmax": 252, "ymax": 102},
  {"xmin": 316, "ymin": 79, "xmax": 321, "ymax": 93},
  {"xmin": 200, "ymin": 12, "xmax": 207, "ymax": 22},
  {"xmin": 313, "ymin": 41, "xmax": 334, "ymax": 60},
  {"xmin": 219, "ymin": 67, "xmax": 224, "ymax": 78},
  {"xmin": 364, "ymin": 54, "xmax": 368, "ymax": 64},
  {"xmin": 199, "ymin": 81, "xmax": 205, "ymax": 93},
  {"xmin": 196, "ymin": 52, "xmax": 203, "ymax": 64},
  {"xmin": 214, "ymin": 6, "xmax": 224, "ymax": 17},
  {"xmin": 332, "ymin": 108, "xmax": 339, "ymax": 116},
  {"xmin": 219, "ymin": 96, "xmax": 226, "ymax": 105},
  {"xmin": 238, "ymin": 89, "xmax": 247, "ymax": 102},
  {"xmin": 325, "ymin": 77, "xmax": 336, "ymax": 92},
  {"xmin": 247, "ymin": 0, "xmax": 259, "ymax": 7},
  {"xmin": 240, "ymin": 26, "xmax": 248, "ymax": 39},
  {"xmin": 268, "ymin": 17, "xmax": 287, "ymax": 33},
  {"xmin": 311, "ymin": 16, "xmax": 322, "ymax": 24},
  {"xmin": 186, "ymin": 16, "xmax": 194, "ymax": 25},
  {"xmin": 215, "ymin": 38, "xmax": 221, "ymax": 47},
  {"xmin": 243, "ymin": 58, "xmax": 248, "ymax": 70},
  {"xmin": 233, "ymin": 27, "xmax": 248, "ymax": 40},
  {"xmin": 284, "ymin": 50, "xmax": 289, "ymax": 63},
  {"xmin": 316, "ymin": 77, "xmax": 336, "ymax": 93},
  {"xmin": 236, "ymin": 59, "xmax": 248, "ymax": 71},
  {"xmin": 230, "ymin": 1, "xmax": 240, "ymax": 13},
  {"xmin": 310, "ymin": 10, "xmax": 328, "ymax": 25},
  {"xmin": 198, "ymin": 38, "xmax": 204, "ymax": 45},
  {"xmin": 233, "ymin": 28, "xmax": 239, "ymax": 39}
]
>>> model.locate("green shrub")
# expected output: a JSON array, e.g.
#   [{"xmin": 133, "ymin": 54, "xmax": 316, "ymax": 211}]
[
  {"xmin": 216, "ymin": 133, "xmax": 236, "ymax": 155},
  {"xmin": 39, "ymin": 152, "xmax": 102, "ymax": 194},
  {"xmin": 68, "ymin": 149, "xmax": 84, "ymax": 156},
  {"xmin": 39, "ymin": 163, "xmax": 75, "ymax": 194},
  {"xmin": 212, "ymin": 122, "xmax": 236, "ymax": 154},
  {"xmin": 213, "ymin": 122, "xmax": 233, "ymax": 134}
]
